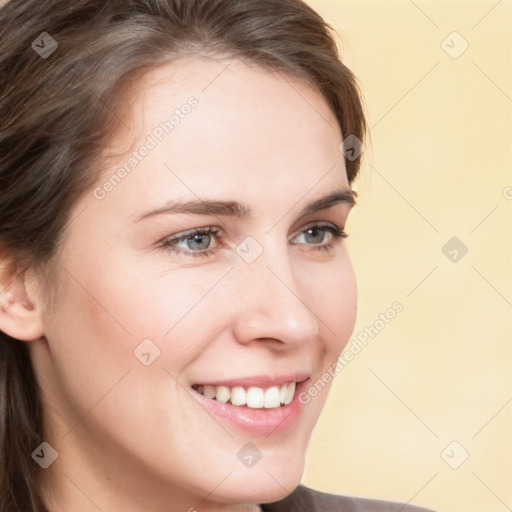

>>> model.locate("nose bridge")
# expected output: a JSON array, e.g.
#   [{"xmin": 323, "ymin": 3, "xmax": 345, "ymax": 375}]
[{"xmin": 231, "ymin": 234, "xmax": 320, "ymax": 345}]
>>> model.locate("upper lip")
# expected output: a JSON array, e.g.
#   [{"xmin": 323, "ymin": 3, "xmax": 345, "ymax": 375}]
[{"xmin": 193, "ymin": 372, "xmax": 311, "ymax": 389}]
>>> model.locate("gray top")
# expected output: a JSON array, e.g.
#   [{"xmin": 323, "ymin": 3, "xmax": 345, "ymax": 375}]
[{"xmin": 260, "ymin": 485, "xmax": 435, "ymax": 512}]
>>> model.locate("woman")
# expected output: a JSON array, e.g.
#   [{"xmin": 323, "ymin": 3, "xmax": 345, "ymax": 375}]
[{"xmin": 0, "ymin": 0, "xmax": 435, "ymax": 510}]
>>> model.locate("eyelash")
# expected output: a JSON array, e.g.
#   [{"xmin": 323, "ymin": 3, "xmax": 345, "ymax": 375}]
[{"xmin": 159, "ymin": 223, "xmax": 348, "ymax": 258}]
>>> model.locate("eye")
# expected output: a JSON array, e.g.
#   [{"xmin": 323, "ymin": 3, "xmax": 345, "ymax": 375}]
[
  {"xmin": 160, "ymin": 226, "xmax": 222, "ymax": 258},
  {"xmin": 291, "ymin": 223, "xmax": 348, "ymax": 252},
  {"xmin": 159, "ymin": 223, "xmax": 348, "ymax": 258}
]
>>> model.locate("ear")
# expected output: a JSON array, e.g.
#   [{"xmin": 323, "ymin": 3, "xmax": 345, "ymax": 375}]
[{"xmin": 0, "ymin": 261, "xmax": 45, "ymax": 342}]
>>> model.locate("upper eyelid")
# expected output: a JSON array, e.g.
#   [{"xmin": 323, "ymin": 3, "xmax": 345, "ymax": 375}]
[
  {"xmin": 169, "ymin": 226, "xmax": 222, "ymax": 238},
  {"xmin": 291, "ymin": 221, "xmax": 340, "ymax": 237},
  {"xmin": 180, "ymin": 220, "xmax": 339, "ymax": 236}
]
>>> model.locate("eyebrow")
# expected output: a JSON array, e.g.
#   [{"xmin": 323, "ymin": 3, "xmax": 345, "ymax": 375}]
[{"xmin": 132, "ymin": 188, "xmax": 357, "ymax": 224}]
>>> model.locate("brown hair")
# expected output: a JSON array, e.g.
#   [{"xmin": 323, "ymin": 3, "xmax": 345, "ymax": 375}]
[{"xmin": 0, "ymin": 0, "xmax": 366, "ymax": 510}]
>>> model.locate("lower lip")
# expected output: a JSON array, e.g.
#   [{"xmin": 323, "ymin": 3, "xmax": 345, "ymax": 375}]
[{"xmin": 190, "ymin": 380, "xmax": 309, "ymax": 436}]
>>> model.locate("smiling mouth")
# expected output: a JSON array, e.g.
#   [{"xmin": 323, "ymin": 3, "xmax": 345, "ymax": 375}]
[{"xmin": 191, "ymin": 381, "xmax": 303, "ymax": 409}]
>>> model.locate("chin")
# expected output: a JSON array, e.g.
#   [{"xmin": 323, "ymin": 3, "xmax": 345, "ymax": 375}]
[{"xmin": 209, "ymin": 452, "xmax": 305, "ymax": 505}]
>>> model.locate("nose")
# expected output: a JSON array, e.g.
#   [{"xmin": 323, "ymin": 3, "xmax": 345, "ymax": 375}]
[{"xmin": 230, "ymin": 239, "xmax": 320, "ymax": 350}]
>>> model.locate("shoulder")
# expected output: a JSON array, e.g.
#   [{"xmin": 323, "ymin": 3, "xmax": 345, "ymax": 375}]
[{"xmin": 260, "ymin": 484, "xmax": 435, "ymax": 512}]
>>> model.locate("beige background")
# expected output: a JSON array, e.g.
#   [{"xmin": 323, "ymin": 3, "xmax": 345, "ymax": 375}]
[{"xmin": 302, "ymin": 1, "xmax": 511, "ymax": 511}]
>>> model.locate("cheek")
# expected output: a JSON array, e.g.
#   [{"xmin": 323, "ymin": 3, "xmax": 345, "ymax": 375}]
[
  {"xmin": 40, "ymin": 253, "xmax": 216, "ymax": 449},
  {"xmin": 109, "ymin": 263, "xmax": 233, "ymax": 348},
  {"xmin": 40, "ymin": 267, "xmax": 140, "ymax": 419},
  {"xmin": 335, "ymin": 255, "xmax": 357, "ymax": 340},
  {"xmin": 302, "ymin": 250, "xmax": 357, "ymax": 352},
  {"xmin": 62, "ymin": 252, "xmax": 234, "ymax": 370}
]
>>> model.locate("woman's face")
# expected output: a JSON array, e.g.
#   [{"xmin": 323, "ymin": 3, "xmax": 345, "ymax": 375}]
[{"xmin": 33, "ymin": 57, "xmax": 357, "ymax": 510}]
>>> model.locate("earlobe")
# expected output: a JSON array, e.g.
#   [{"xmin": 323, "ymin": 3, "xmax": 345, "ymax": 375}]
[{"xmin": 0, "ymin": 269, "xmax": 45, "ymax": 342}]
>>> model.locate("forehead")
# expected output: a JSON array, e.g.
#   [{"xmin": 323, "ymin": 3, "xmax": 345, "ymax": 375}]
[{"xmin": 97, "ymin": 56, "xmax": 348, "ymax": 211}]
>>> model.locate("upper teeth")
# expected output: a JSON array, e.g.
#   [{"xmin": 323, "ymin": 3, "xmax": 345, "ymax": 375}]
[{"xmin": 194, "ymin": 382, "xmax": 296, "ymax": 409}]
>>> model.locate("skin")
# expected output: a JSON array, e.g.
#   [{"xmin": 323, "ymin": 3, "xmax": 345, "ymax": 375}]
[{"xmin": 0, "ymin": 56, "xmax": 357, "ymax": 512}]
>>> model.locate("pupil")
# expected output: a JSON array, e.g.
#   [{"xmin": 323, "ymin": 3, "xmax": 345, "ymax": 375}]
[
  {"xmin": 189, "ymin": 234, "xmax": 210, "ymax": 250},
  {"xmin": 307, "ymin": 228, "xmax": 324, "ymax": 244}
]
